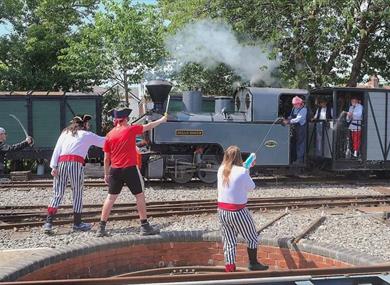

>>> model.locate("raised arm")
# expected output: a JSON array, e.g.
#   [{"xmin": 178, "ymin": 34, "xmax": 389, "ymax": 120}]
[
  {"xmin": 86, "ymin": 132, "xmax": 105, "ymax": 148},
  {"xmin": 142, "ymin": 115, "xmax": 167, "ymax": 132},
  {"xmin": 2, "ymin": 139, "xmax": 30, "ymax": 152}
]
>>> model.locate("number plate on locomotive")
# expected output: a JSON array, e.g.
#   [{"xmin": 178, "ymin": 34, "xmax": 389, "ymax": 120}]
[{"xmin": 175, "ymin": 129, "xmax": 204, "ymax": 136}]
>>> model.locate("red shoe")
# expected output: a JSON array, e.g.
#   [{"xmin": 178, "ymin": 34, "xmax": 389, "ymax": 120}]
[{"xmin": 225, "ymin": 263, "xmax": 236, "ymax": 272}]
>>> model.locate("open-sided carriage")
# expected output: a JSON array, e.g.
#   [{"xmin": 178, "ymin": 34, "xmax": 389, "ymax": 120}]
[{"xmin": 308, "ymin": 87, "xmax": 390, "ymax": 177}]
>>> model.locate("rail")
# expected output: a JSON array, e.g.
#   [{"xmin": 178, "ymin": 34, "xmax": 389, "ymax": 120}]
[
  {"xmin": 1, "ymin": 265, "xmax": 390, "ymax": 285},
  {"xmin": 1, "ymin": 195, "xmax": 389, "ymax": 230}
]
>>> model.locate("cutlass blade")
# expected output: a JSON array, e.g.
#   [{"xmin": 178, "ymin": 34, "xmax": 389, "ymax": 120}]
[{"xmin": 9, "ymin": 114, "xmax": 29, "ymax": 138}]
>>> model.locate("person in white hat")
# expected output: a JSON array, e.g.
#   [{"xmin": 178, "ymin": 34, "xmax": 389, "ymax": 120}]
[
  {"xmin": 283, "ymin": 96, "xmax": 307, "ymax": 164},
  {"xmin": 0, "ymin": 127, "xmax": 33, "ymax": 176}
]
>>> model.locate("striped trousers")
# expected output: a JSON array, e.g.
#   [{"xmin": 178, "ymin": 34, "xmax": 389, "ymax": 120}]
[
  {"xmin": 218, "ymin": 208, "xmax": 259, "ymax": 265},
  {"xmin": 49, "ymin": 161, "xmax": 84, "ymax": 213}
]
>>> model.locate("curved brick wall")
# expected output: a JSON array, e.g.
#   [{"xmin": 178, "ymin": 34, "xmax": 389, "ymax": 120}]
[{"xmin": 0, "ymin": 231, "xmax": 384, "ymax": 282}]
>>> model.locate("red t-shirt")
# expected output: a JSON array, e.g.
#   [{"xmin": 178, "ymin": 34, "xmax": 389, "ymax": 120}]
[{"xmin": 103, "ymin": 125, "xmax": 143, "ymax": 168}]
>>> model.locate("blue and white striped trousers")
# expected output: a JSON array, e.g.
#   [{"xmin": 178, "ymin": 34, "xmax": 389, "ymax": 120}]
[
  {"xmin": 218, "ymin": 207, "xmax": 259, "ymax": 264},
  {"xmin": 49, "ymin": 161, "xmax": 84, "ymax": 213}
]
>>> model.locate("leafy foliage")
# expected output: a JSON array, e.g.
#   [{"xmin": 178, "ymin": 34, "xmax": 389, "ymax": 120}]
[
  {"xmin": 159, "ymin": 0, "xmax": 390, "ymax": 88},
  {"xmin": 59, "ymin": 0, "xmax": 166, "ymax": 103},
  {"xmin": 0, "ymin": 0, "xmax": 98, "ymax": 90},
  {"xmin": 174, "ymin": 63, "xmax": 241, "ymax": 96}
]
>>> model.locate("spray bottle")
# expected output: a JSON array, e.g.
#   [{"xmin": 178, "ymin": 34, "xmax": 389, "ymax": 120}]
[{"xmin": 244, "ymin": 153, "xmax": 256, "ymax": 169}]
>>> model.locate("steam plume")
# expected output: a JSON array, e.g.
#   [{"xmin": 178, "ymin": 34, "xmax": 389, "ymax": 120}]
[{"xmin": 165, "ymin": 19, "xmax": 279, "ymax": 85}]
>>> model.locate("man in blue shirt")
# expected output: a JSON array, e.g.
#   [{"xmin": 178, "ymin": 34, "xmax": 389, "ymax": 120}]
[{"xmin": 283, "ymin": 96, "xmax": 307, "ymax": 164}]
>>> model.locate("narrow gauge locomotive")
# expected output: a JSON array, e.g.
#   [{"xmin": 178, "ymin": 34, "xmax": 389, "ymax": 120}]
[{"xmin": 139, "ymin": 80, "xmax": 390, "ymax": 183}]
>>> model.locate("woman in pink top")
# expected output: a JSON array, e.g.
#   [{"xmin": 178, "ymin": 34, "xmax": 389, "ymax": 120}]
[{"xmin": 217, "ymin": 145, "xmax": 268, "ymax": 272}]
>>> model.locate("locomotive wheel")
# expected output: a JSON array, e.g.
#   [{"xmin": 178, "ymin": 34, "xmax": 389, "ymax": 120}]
[
  {"xmin": 197, "ymin": 159, "xmax": 219, "ymax": 184},
  {"xmin": 169, "ymin": 159, "xmax": 195, "ymax": 184}
]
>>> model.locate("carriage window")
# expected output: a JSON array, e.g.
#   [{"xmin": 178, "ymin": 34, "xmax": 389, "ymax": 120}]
[
  {"xmin": 334, "ymin": 90, "xmax": 365, "ymax": 160},
  {"xmin": 310, "ymin": 95, "xmax": 333, "ymax": 119},
  {"xmin": 235, "ymin": 96, "xmax": 241, "ymax": 111},
  {"xmin": 245, "ymin": 94, "xmax": 251, "ymax": 109},
  {"xmin": 278, "ymin": 94, "xmax": 298, "ymax": 118},
  {"xmin": 335, "ymin": 92, "xmax": 364, "ymax": 117}
]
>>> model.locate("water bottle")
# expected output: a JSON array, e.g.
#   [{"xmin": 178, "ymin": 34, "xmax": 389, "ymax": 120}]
[{"xmin": 244, "ymin": 153, "xmax": 256, "ymax": 169}]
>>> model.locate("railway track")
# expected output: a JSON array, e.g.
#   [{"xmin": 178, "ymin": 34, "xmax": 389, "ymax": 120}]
[
  {"xmin": 0, "ymin": 195, "xmax": 389, "ymax": 230},
  {"xmin": 1, "ymin": 176, "xmax": 390, "ymax": 188},
  {"xmin": 1, "ymin": 265, "xmax": 390, "ymax": 285}
]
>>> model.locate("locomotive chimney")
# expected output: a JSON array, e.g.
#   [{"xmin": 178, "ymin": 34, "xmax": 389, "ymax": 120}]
[{"xmin": 145, "ymin": 80, "xmax": 172, "ymax": 113}]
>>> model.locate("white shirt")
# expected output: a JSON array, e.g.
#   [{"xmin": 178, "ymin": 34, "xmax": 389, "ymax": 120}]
[
  {"xmin": 347, "ymin": 104, "xmax": 363, "ymax": 131},
  {"xmin": 50, "ymin": 130, "xmax": 105, "ymax": 168},
  {"xmin": 217, "ymin": 165, "xmax": 255, "ymax": 204}
]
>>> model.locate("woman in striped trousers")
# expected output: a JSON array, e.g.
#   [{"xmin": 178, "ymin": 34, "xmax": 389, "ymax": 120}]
[
  {"xmin": 217, "ymin": 146, "xmax": 269, "ymax": 272},
  {"xmin": 43, "ymin": 114, "xmax": 105, "ymax": 234}
]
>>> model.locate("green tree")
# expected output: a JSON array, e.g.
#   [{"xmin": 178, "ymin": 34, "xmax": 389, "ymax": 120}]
[
  {"xmin": 159, "ymin": 0, "xmax": 390, "ymax": 88},
  {"xmin": 0, "ymin": 0, "xmax": 98, "ymax": 91},
  {"xmin": 0, "ymin": 0, "xmax": 23, "ymax": 25},
  {"xmin": 216, "ymin": 0, "xmax": 390, "ymax": 87},
  {"xmin": 158, "ymin": 0, "xmax": 276, "ymax": 94},
  {"xmin": 59, "ymin": 0, "xmax": 166, "ymax": 104},
  {"xmin": 159, "ymin": 0, "xmax": 215, "ymax": 32},
  {"xmin": 175, "ymin": 63, "xmax": 241, "ymax": 96}
]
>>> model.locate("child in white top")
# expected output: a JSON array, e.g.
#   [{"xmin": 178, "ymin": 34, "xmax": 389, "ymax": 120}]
[{"xmin": 217, "ymin": 145, "xmax": 268, "ymax": 272}]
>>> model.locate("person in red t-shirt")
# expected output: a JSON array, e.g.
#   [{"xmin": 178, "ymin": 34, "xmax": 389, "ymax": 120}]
[{"xmin": 96, "ymin": 107, "xmax": 167, "ymax": 237}]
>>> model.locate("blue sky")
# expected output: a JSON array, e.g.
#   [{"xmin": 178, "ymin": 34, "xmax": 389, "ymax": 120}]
[{"xmin": 0, "ymin": 0, "xmax": 157, "ymax": 36}]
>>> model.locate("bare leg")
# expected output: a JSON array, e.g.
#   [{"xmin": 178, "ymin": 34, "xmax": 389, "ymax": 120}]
[
  {"xmin": 100, "ymin": 194, "xmax": 118, "ymax": 221},
  {"xmin": 135, "ymin": 192, "xmax": 147, "ymax": 220}
]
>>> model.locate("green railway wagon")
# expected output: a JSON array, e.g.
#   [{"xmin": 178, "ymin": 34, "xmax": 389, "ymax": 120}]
[{"xmin": 0, "ymin": 91, "xmax": 103, "ymax": 161}]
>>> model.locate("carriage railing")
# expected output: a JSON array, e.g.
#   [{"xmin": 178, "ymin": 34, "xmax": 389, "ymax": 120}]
[{"xmin": 308, "ymin": 120, "xmax": 333, "ymax": 158}]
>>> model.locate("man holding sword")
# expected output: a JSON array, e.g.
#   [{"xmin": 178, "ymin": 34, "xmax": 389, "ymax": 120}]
[{"xmin": 0, "ymin": 122, "xmax": 33, "ymax": 176}]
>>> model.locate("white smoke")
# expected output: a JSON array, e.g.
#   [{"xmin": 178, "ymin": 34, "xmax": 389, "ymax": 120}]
[{"xmin": 165, "ymin": 19, "xmax": 279, "ymax": 85}]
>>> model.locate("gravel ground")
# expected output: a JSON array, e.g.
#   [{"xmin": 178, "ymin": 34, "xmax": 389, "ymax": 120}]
[
  {"xmin": 0, "ymin": 183, "xmax": 389, "ymax": 262},
  {"xmin": 304, "ymin": 211, "xmax": 390, "ymax": 261}
]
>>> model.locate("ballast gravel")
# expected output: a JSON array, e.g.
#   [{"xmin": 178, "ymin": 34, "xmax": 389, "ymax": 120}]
[
  {"xmin": 0, "ymin": 183, "xmax": 389, "ymax": 262},
  {"xmin": 0, "ymin": 183, "xmax": 382, "ymax": 206}
]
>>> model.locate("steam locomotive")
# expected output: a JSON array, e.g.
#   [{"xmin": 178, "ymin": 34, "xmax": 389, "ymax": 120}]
[{"xmin": 138, "ymin": 80, "xmax": 390, "ymax": 183}]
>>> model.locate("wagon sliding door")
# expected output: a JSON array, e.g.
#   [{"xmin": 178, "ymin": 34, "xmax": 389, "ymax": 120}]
[
  {"xmin": 32, "ymin": 100, "xmax": 61, "ymax": 148},
  {"xmin": 366, "ymin": 91, "xmax": 390, "ymax": 161},
  {"xmin": 0, "ymin": 99, "xmax": 28, "ymax": 144}
]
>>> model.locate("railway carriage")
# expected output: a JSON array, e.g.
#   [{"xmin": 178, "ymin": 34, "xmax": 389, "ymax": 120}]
[{"xmin": 0, "ymin": 91, "xmax": 103, "ymax": 161}]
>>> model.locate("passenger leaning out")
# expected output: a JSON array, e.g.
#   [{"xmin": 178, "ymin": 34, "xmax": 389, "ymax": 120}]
[
  {"xmin": 283, "ymin": 96, "xmax": 307, "ymax": 164},
  {"xmin": 346, "ymin": 97, "xmax": 363, "ymax": 158},
  {"xmin": 217, "ymin": 145, "xmax": 268, "ymax": 272}
]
